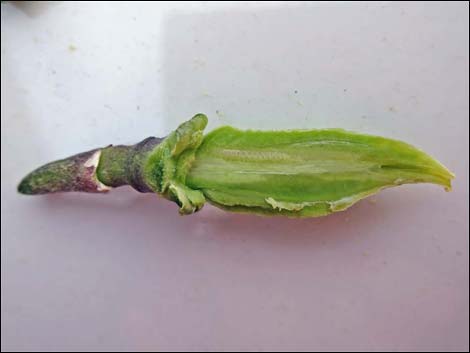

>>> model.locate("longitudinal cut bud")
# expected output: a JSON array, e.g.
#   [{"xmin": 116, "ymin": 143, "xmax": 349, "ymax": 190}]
[
  {"xmin": 18, "ymin": 114, "xmax": 454, "ymax": 218},
  {"xmin": 187, "ymin": 125, "xmax": 454, "ymax": 217}
]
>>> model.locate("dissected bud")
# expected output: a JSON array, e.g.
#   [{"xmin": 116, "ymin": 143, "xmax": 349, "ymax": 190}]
[{"xmin": 18, "ymin": 114, "xmax": 454, "ymax": 218}]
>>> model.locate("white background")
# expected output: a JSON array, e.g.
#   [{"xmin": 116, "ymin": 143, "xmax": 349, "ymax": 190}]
[{"xmin": 1, "ymin": 1, "xmax": 469, "ymax": 351}]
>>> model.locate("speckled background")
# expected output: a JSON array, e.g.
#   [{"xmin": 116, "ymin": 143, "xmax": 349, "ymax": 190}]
[{"xmin": 1, "ymin": 2, "xmax": 469, "ymax": 351}]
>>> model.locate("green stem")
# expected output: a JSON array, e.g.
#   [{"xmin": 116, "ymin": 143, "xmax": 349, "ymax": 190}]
[
  {"xmin": 18, "ymin": 137, "xmax": 163, "ymax": 195},
  {"xmin": 97, "ymin": 137, "xmax": 163, "ymax": 192},
  {"xmin": 17, "ymin": 148, "xmax": 105, "ymax": 195}
]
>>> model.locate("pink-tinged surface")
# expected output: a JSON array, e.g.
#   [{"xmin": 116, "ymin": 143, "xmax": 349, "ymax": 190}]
[{"xmin": 1, "ymin": 2, "xmax": 468, "ymax": 351}]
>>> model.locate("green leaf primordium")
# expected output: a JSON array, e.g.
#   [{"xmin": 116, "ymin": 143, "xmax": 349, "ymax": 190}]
[{"xmin": 18, "ymin": 114, "xmax": 454, "ymax": 218}]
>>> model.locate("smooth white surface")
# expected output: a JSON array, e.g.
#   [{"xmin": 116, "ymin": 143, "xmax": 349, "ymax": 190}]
[{"xmin": 1, "ymin": 1, "xmax": 469, "ymax": 351}]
